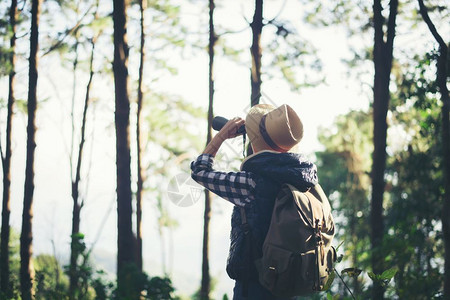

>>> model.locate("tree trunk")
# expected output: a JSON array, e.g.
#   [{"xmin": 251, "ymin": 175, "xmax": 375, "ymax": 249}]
[
  {"xmin": 0, "ymin": 0, "xmax": 17, "ymax": 296},
  {"xmin": 250, "ymin": 0, "xmax": 263, "ymax": 107},
  {"xmin": 136, "ymin": 0, "xmax": 146, "ymax": 273},
  {"xmin": 200, "ymin": 2, "xmax": 216, "ymax": 299},
  {"xmin": 113, "ymin": 0, "xmax": 135, "ymax": 296},
  {"xmin": 20, "ymin": 0, "xmax": 41, "ymax": 299},
  {"xmin": 441, "ymin": 55, "xmax": 450, "ymax": 300},
  {"xmin": 370, "ymin": 0, "xmax": 397, "ymax": 299},
  {"xmin": 247, "ymin": 0, "xmax": 263, "ymax": 156},
  {"xmin": 69, "ymin": 37, "xmax": 96, "ymax": 299},
  {"xmin": 417, "ymin": 0, "xmax": 450, "ymax": 296}
]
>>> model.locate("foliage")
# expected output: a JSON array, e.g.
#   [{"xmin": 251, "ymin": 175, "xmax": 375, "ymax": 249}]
[
  {"xmin": 368, "ymin": 268, "xmax": 398, "ymax": 287},
  {"xmin": 263, "ymin": 18, "xmax": 324, "ymax": 90},
  {"xmin": 90, "ymin": 270, "xmax": 114, "ymax": 300},
  {"xmin": 0, "ymin": 231, "xmax": 180, "ymax": 299},
  {"xmin": 316, "ymin": 48, "xmax": 447, "ymax": 298},
  {"xmin": 323, "ymin": 243, "xmax": 396, "ymax": 299},
  {"xmin": 299, "ymin": 0, "xmax": 450, "ymax": 98},
  {"xmin": 0, "ymin": 229, "xmax": 21, "ymax": 299},
  {"xmin": 382, "ymin": 51, "xmax": 445, "ymax": 299},
  {"xmin": 146, "ymin": 276, "xmax": 179, "ymax": 300},
  {"xmin": 64, "ymin": 233, "xmax": 93, "ymax": 299},
  {"xmin": 0, "ymin": 3, "xmax": 14, "ymax": 77},
  {"xmin": 35, "ymin": 254, "xmax": 70, "ymax": 299},
  {"xmin": 114, "ymin": 262, "xmax": 179, "ymax": 300},
  {"xmin": 316, "ymin": 110, "xmax": 373, "ymax": 295}
]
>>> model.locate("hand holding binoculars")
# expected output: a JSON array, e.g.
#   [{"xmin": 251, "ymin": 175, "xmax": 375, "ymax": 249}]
[{"xmin": 212, "ymin": 116, "xmax": 246, "ymax": 135}]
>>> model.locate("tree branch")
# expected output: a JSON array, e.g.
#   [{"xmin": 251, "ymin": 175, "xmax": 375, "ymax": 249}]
[
  {"xmin": 0, "ymin": 133, "xmax": 5, "ymax": 169},
  {"xmin": 417, "ymin": 0, "xmax": 447, "ymax": 49},
  {"xmin": 266, "ymin": 0, "xmax": 288, "ymax": 24},
  {"xmin": 42, "ymin": 5, "xmax": 93, "ymax": 57},
  {"xmin": 386, "ymin": 0, "xmax": 399, "ymax": 52}
]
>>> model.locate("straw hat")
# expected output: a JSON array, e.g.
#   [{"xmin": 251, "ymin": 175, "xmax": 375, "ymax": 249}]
[{"xmin": 245, "ymin": 104, "xmax": 303, "ymax": 152}]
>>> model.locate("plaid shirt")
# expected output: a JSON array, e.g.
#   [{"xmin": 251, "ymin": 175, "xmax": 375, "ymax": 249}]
[{"xmin": 190, "ymin": 154, "xmax": 256, "ymax": 207}]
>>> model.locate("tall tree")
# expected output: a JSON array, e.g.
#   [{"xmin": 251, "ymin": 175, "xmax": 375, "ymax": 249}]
[
  {"xmin": 21, "ymin": 0, "xmax": 42, "ymax": 299},
  {"xmin": 68, "ymin": 31, "xmax": 98, "ymax": 299},
  {"xmin": 246, "ymin": 0, "xmax": 263, "ymax": 157},
  {"xmin": 136, "ymin": 0, "xmax": 146, "ymax": 273},
  {"xmin": 370, "ymin": 0, "xmax": 398, "ymax": 298},
  {"xmin": 417, "ymin": 0, "xmax": 450, "ymax": 296},
  {"xmin": 200, "ymin": 2, "xmax": 216, "ymax": 299},
  {"xmin": 113, "ymin": 0, "xmax": 136, "ymax": 296},
  {"xmin": 0, "ymin": 0, "xmax": 17, "ymax": 297},
  {"xmin": 250, "ymin": 0, "xmax": 263, "ymax": 107}
]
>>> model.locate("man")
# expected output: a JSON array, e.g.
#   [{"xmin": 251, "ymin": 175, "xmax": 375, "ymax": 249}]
[{"xmin": 191, "ymin": 104, "xmax": 318, "ymax": 299}]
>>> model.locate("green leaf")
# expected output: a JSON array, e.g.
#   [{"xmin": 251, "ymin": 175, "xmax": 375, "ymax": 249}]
[
  {"xmin": 327, "ymin": 292, "xmax": 333, "ymax": 300},
  {"xmin": 323, "ymin": 271, "xmax": 336, "ymax": 291},
  {"xmin": 341, "ymin": 267, "xmax": 362, "ymax": 278},
  {"xmin": 368, "ymin": 271, "xmax": 377, "ymax": 281},
  {"xmin": 380, "ymin": 267, "xmax": 398, "ymax": 281}
]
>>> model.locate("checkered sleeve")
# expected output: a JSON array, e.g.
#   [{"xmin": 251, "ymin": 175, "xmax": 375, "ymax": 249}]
[{"xmin": 190, "ymin": 154, "xmax": 256, "ymax": 207}]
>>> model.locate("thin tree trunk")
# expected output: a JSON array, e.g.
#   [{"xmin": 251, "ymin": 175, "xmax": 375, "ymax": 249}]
[
  {"xmin": 0, "ymin": 0, "xmax": 17, "ymax": 296},
  {"xmin": 200, "ymin": 2, "xmax": 216, "ymax": 299},
  {"xmin": 20, "ymin": 0, "xmax": 41, "ymax": 299},
  {"xmin": 69, "ymin": 36, "xmax": 96, "ymax": 299},
  {"xmin": 247, "ymin": 0, "xmax": 263, "ymax": 156},
  {"xmin": 417, "ymin": 1, "xmax": 450, "ymax": 296},
  {"xmin": 70, "ymin": 35, "xmax": 80, "ymax": 183},
  {"xmin": 250, "ymin": 0, "xmax": 263, "ymax": 107},
  {"xmin": 136, "ymin": 0, "xmax": 146, "ymax": 273},
  {"xmin": 113, "ymin": 0, "xmax": 135, "ymax": 296},
  {"xmin": 370, "ymin": 0, "xmax": 397, "ymax": 299},
  {"xmin": 158, "ymin": 212, "xmax": 167, "ymax": 275}
]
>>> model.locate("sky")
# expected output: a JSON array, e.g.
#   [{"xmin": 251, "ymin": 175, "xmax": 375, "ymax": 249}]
[{"xmin": 0, "ymin": 0, "xmax": 373, "ymax": 298}]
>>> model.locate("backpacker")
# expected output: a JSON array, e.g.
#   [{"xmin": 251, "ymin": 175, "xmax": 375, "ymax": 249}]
[{"xmin": 255, "ymin": 183, "xmax": 336, "ymax": 297}]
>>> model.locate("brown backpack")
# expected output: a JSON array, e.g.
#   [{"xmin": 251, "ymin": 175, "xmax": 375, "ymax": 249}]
[{"xmin": 255, "ymin": 183, "xmax": 336, "ymax": 297}]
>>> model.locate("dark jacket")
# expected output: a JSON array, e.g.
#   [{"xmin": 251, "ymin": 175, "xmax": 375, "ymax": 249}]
[{"xmin": 226, "ymin": 150, "xmax": 318, "ymax": 280}]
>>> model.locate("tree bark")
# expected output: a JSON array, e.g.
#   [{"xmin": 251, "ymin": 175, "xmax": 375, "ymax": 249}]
[
  {"xmin": 113, "ymin": 0, "xmax": 135, "ymax": 296},
  {"xmin": 20, "ymin": 0, "xmax": 41, "ymax": 299},
  {"xmin": 136, "ymin": 0, "xmax": 146, "ymax": 273},
  {"xmin": 1, "ymin": 0, "xmax": 17, "ymax": 296},
  {"xmin": 441, "ymin": 52, "xmax": 450, "ymax": 300},
  {"xmin": 247, "ymin": 0, "xmax": 264, "ymax": 156},
  {"xmin": 371, "ymin": 0, "xmax": 398, "ymax": 299},
  {"xmin": 69, "ymin": 37, "xmax": 96, "ymax": 299},
  {"xmin": 417, "ymin": 0, "xmax": 450, "ymax": 296},
  {"xmin": 200, "ymin": 2, "xmax": 216, "ymax": 299},
  {"xmin": 250, "ymin": 0, "xmax": 263, "ymax": 107}
]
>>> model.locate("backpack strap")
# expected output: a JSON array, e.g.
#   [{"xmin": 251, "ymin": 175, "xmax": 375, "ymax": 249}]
[{"xmin": 240, "ymin": 206, "xmax": 250, "ymax": 234}]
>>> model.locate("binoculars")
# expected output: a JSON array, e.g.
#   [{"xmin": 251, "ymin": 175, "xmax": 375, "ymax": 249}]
[{"xmin": 212, "ymin": 116, "xmax": 246, "ymax": 134}]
